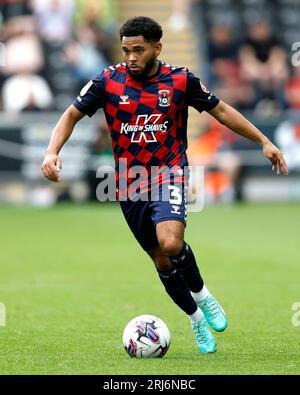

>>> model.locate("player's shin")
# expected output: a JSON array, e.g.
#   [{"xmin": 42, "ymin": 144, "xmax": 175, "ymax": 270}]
[
  {"xmin": 168, "ymin": 242, "xmax": 204, "ymax": 293},
  {"xmin": 157, "ymin": 267, "xmax": 198, "ymax": 315}
]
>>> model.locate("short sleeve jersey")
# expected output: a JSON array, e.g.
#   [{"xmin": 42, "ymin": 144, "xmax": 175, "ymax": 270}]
[{"xmin": 73, "ymin": 62, "xmax": 219, "ymax": 195}]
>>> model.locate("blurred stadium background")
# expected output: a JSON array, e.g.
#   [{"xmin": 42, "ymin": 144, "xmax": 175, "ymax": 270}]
[
  {"xmin": 0, "ymin": 0, "xmax": 300, "ymax": 375},
  {"xmin": 0, "ymin": 0, "xmax": 299, "ymax": 205}
]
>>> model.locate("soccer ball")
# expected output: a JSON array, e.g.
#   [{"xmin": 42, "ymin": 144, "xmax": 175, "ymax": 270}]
[{"xmin": 122, "ymin": 314, "xmax": 171, "ymax": 358}]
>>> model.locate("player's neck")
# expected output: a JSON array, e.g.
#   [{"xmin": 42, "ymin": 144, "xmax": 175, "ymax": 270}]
[{"xmin": 146, "ymin": 60, "xmax": 160, "ymax": 79}]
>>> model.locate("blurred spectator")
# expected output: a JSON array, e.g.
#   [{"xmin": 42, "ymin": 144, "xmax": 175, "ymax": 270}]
[
  {"xmin": 31, "ymin": 0, "xmax": 75, "ymax": 44},
  {"xmin": 73, "ymin": 0, "xmax": 116, "ymax": 64},
  {"xmin": 0, "ymin": 0, "xmax": 117, "ymax": 112},
  {"xmin": 3, "ymin": 26, "xmax": 43, "ymax": 75},
  {"xmin": 206, "ymin": 24, "xmax": 255, "ymax": 110},
  {"xmin": 64, "ymin": 23, "xmax": 110, "ymax": 89},
  {"xmin": 29, "ymin": 0, "xmax": 76, "ymax": 110},
  {"xmin": 239, "ymin": 21, "xmax": 289, "ymax": 113},
  {"xmin": 0, "ymin": 0, "xmax": 32, "ymax": 23},
  {"xmin": 74, "ymin": 0, "xmax": 117, "ymax": 34},
  {"xmin": 0, "ymin": 1, "xmax": 53, "ymax": 112},
  {"xmin": 284, "ymin": 66, "xmax": 300, "ymax": 112},
  {"xmin": 2, "ymin": 73, "xmax": 53, "ymax": 112},
  {"xmin": 208, "ymin": 24, "xmax": 240, "ymax": 64},
  {"xmin": 168, "ymin": 0, "xmax": 195, "ymax": 31},
  {"xmin": 275, "ymin": 120, "xmax": 300, "ymax": 171}
]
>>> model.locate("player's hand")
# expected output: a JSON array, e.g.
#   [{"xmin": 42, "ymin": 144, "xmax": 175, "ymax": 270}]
[
  {"xmin": 262, "ymin": 141, "xmax": 289, "ymax": 176},
  {"xmin": 41, "ymin": 153, "xmax": 62, "ymax": 183}
]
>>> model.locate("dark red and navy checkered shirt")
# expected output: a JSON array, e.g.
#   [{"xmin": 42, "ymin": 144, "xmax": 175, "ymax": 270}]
[{"xmin": 73, "ymin": 62, "xmax": 219, "ymax": 198}]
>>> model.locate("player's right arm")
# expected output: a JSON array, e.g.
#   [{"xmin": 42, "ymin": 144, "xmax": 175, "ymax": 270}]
[
  {"xmin": 42, "ymin": 70, "xmax": 107, "ymax": 183},
  {"xmin": 42, "ymin": 105, "xmax": 85, "ymax": 183}
]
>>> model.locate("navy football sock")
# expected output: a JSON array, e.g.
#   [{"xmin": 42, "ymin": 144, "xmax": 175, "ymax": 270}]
[
  {"xmin": 157, "ymin": 267, "xmax": 198, "ymax": 315},
  {"xmin": 169, "ymin": 242, "xmax": 204, "ymax": 293}
]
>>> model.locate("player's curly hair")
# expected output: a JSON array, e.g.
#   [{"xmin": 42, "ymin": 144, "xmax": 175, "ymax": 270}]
[{"xmin": 120, "ymin": 16, "xmax": 163, "ymax": 43}]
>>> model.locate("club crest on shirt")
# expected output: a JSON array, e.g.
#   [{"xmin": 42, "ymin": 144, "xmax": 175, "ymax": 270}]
[{"xmin": 158, "ymin": 90, "xmax": 171, "ymax": 107}]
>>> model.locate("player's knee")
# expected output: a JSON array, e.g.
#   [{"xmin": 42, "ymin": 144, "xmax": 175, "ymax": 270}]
[{"xmin": 158, "ymin": 237, "xmax": 183, "ymax": 257}]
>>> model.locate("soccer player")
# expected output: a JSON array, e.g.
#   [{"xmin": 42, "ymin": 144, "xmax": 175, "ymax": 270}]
[{"xmin": 42, "ymin": 17, "xmax": 289, "ymax": 354}]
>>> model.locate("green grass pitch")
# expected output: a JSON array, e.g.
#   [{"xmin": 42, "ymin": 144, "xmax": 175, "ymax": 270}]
[{"xmin": 0, "ymin": 202, "xmax": 299, "ymax": 374}]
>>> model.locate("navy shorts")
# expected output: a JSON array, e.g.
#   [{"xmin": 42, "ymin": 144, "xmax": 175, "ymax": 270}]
[{"xmin": 119, "ymin": 182, "xmax": 187, "ymax": 251}]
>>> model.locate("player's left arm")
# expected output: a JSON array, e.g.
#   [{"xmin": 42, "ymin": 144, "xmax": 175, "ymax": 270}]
[{"xmin": 209, "ymin": 100, "xmax": 289, "ymax": 176}]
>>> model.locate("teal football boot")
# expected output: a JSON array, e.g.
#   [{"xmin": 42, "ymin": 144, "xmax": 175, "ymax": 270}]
[
  {"xmin": 197, "ymin": 294, "xmax": 227, "ymax": 332},
  {"xmin": 191, "ymin": 318, "xmax": 217, "ymax": 354}
]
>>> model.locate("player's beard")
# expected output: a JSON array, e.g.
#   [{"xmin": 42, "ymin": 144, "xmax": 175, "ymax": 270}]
[{"xmin": 127, "ymin": 57, "xmax": 157, "ymax": 81}]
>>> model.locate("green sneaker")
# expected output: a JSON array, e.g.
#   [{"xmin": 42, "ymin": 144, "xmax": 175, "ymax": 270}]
[
  {"xmin": 192, "ymin": 318, "xmax": 217, "ymax": 354},
  {"xmin": 197, "ymin": 294, "xmax": 227, "ymax": 332}
]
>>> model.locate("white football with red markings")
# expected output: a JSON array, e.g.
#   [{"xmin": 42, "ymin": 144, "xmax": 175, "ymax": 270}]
[{"xmin": 122, "ymin": 314, "xmax": 171, "ymax": 358}]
